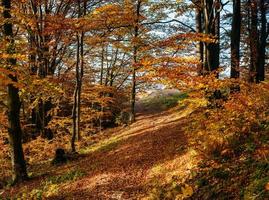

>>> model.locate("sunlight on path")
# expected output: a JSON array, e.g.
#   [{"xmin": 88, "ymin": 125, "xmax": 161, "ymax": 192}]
[{"xmin": 49, "ymin": 103, "xmax": 199, "ymax": 199}]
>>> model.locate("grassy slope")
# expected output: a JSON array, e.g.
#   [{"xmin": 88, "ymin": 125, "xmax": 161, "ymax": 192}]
[{"xmin": 0, "ymin": 92, "xmax": 268, "ymax": 199}]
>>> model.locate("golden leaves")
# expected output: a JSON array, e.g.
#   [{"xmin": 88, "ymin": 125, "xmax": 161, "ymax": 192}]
[
  {"xmin": 0, "ymin": 67, "xmax": 25, "ymax": 89},
  {"xmin": 180, "ymin": 184, "xmax": 193, "ymax": 199},
  {"xmin": 0, "ymin": 53, "xmax": 27, "ymax": 60},
  {"xmin": 265, "ymin": 182, "xmax": 269, "ymax": 191}
]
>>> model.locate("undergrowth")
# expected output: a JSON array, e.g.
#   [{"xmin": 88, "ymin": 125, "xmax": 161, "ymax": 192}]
[
  {"xmin": 186, "ymin": 82, "xmax": 269, "ymax": 199},
  {"xmin": 146, "ymin": 81, "xmax": 269, "ymax": 199}
]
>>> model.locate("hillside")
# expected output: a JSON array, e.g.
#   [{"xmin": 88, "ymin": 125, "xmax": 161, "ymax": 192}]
[
  {"xmin": 1, "ymin": 91, "xmax": 196, "ymax": 199},
  {"xmin": 1, "ymin": 91, "xmax": 268, "ymax": 199}
]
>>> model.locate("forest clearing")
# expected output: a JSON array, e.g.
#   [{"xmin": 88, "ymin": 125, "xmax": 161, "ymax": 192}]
[{"xmin": 0, "ymin": 0, "xmax": 268, "ymax": 199}]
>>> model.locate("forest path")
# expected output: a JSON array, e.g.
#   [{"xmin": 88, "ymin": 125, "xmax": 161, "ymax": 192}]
[{"xmin": 49, "ymin": 102, "xmax": 198, "ymax": 199}]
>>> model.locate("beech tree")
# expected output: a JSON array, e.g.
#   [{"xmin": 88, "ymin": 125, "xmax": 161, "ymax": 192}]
[
  {"xmin": 256, "ymin": 0, "xmax": 267, "ymax": 83},
  {"xmin": 248, "ymin": 0, "xmax": 267, "ymax": 83},
  {"xmin": 202, "ymin": 0, "xmax": 221, "ymax": 72},
  {"xmin": 2, "ymin": 0, "xmax": 28, "ymax": 183},
  {"xmin": 15, "ymin": 0, "xmax": 76, "ymax": 138},
  {"xmin": 195, "ymin": 1, "xmax": 204, "ymax": 73},
  {"xmin": 71, "ymin": 0, "xmax": 86, "ymax": 152},
  {"xmin": 129, "ymin": 0, "xmax": 141, "ymax": 123},
  {"xmin": 248, "ymin": 0, "xmax": 258, "ymax": 82}
]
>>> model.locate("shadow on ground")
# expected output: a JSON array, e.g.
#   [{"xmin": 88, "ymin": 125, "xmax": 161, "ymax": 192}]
[{"xmin": 46, "ymin": 110, "xmax": 191, "ymax": 199}]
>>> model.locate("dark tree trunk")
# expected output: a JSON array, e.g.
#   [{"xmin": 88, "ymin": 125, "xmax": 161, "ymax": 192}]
[
  {"xmin": 256, "ymin": 0, "xmax": 266, "ymax": 82},
  {"xmin": 100, "ymin": 46, "xmax": 105, "ymax": 85},
  {"xmin": 214, "ymin": 1, "xmax": 220, "ymax": 71},
  {"xmin": 26, "ymin": 1, "xmax": 54, "ymax": 135},
  {"xmin": 71, "ymin": 32, "xmax": 80, "ymax": 152},
  {"xmin": 71, "ymin": 83, "xmax": 78, "ymax": 152},
  {"xmin": 71, "ymin": 0, "xmax": 85, "ymax": 152},
  {"xmin": 203, "ymin": 0, "xmax": 220, "ymax": 73},
  {"xmin": 2, "ymin": 0, "xmax": 28, "ymax": 183},
  {"xmin": 130, "ymin": 53, "xmax": 136, "ymax": 123},
  {"xmin": 249, "ymin": 0, "xmax": 258, "ymax": 83},
  {"xmin": 231, "ymin": 0, "xmax": 241, "ymax": 78}
]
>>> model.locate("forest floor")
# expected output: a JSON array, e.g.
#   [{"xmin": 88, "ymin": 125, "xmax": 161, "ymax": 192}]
[
  {"xmin": 1, "ymin": 90, "xmax": 200, "ymax": 199},
  {"xmin": 49, "ymin": 107, "xmax": 197, "ymax": 199},
  {"xmin": 1, "ymin": 90, "xmax": 268, "ymax": 199}
]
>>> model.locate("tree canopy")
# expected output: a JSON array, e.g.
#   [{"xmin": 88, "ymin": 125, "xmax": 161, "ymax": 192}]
[{"xmin": 0, "ymin": 0, "xmax": 268, "ymax": 199}]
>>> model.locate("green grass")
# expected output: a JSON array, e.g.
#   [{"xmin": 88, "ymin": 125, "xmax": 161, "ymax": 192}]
[
  {"xmin": 8, "ymin": 169, "xmax": 86, "ymax": 199},
  {"xmin": 80, "ymin": 133, "xmax": 126, "ymax": 154},
  {"xmin": 45, "ymin": 169, "xmax": 85, "ymax": 185},
  {"xmin": 142, "ymin": 92, "xmax": 188, "ymax": 111}
]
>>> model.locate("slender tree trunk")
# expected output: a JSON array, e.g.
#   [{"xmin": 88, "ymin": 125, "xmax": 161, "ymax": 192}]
[
  {"xmin": 249, "ymin": 0, "xmax": 258, "ymax": 83},
  {"xmin": 130, "ymin": 0, "xmax": 141, "ymax": 123},
  {"xmin": 231, "ymin": 0, "xmax": 241, "ymax": 78},
  {"xmin": 2, "ymin": 0, "xmax": 28, "ymax": 183},
  {"xmin": 77, "ymin": 30, "xmax": 84, "ymax": 140},
  {"xmin": 71, "ymin": 84, "xmax": 78, "ymax": 152},
  {"xmin": 100, "ymin": 46, "xmax": 105, "ymax": 85},
  {"xmin": 214, "ymin": 0, "xmax": 220, "ymax": 71},
  {"xmin": 109, "ymin": 48, "xmax": 118, "ymax": 87},
  {"xmin": 71, "ymin": 0, "xmax": 85, "ymax": 151},
  {"xmin": 256, "ymin": 0, "xmax": 266, "ymax": 82},
  {"xmin": 130, "ymin": 53, "xmax": 136, "ymax": 123},
  {"xmin": 71, "ymin": 32, "xmax": 80, "ymax": 152}
]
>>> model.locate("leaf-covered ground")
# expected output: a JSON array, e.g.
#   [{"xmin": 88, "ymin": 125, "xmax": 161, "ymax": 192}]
[
  {"xmin": 1, "ymin": 91, "xmax": 268, "ymax": 199},
  {"xmin": 1, "ymin": 92, "xmax": 200, "ymax": 199}
]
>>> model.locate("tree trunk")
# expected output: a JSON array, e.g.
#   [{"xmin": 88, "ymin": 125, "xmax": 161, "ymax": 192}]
[
  {"xmin": 195, "ymin": 5, "xmax": 204, "ymax": 74},
  {"xmin": 214, "ymin": 0, "xmax": 220, "ymax": 71},
  {"xmin": 248, "ymin": 0, "xmax": 258, "ymax": 83},
  {"xmin": 71, "ymin": 81, "xmax": 78, "ymax": 152},
  {"xmin": 231, "ymin": 0, "xmax": 241, "ymax": 78},
  {"xmin": 77, "ymin": 30, "xmax": 84, "ymax": 140},
  {"xmin": 129, "ymin": 0, "xmax": 141, "ymax": 123},
  {"xmin": 71, "ymin": 32, "xmax": 80, "ymax": 152},
  {"xmin": 71, "ymin": 0, "xmax": 85, "ymax": 151},
  {"xmin": 2, "ymin": 0, "xmax": 28, "ymax": 183},
  {"xmin": 100, "ymin": 46, "xmax": 105, "ymax": 85},
  {"xmin": 256, "ymin": 0, "xmax": 266, "ymax": 82},
  {"xmin": 203, "ymin": 0, "xmax": 220, "ymax": 73},
  {"xmin": 130, "ymin": 57, "xmax": 136, "ymax": 123},
  {"xmin": 203, "ymin": 0, "xmax": 219, "ymax": 72}
]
